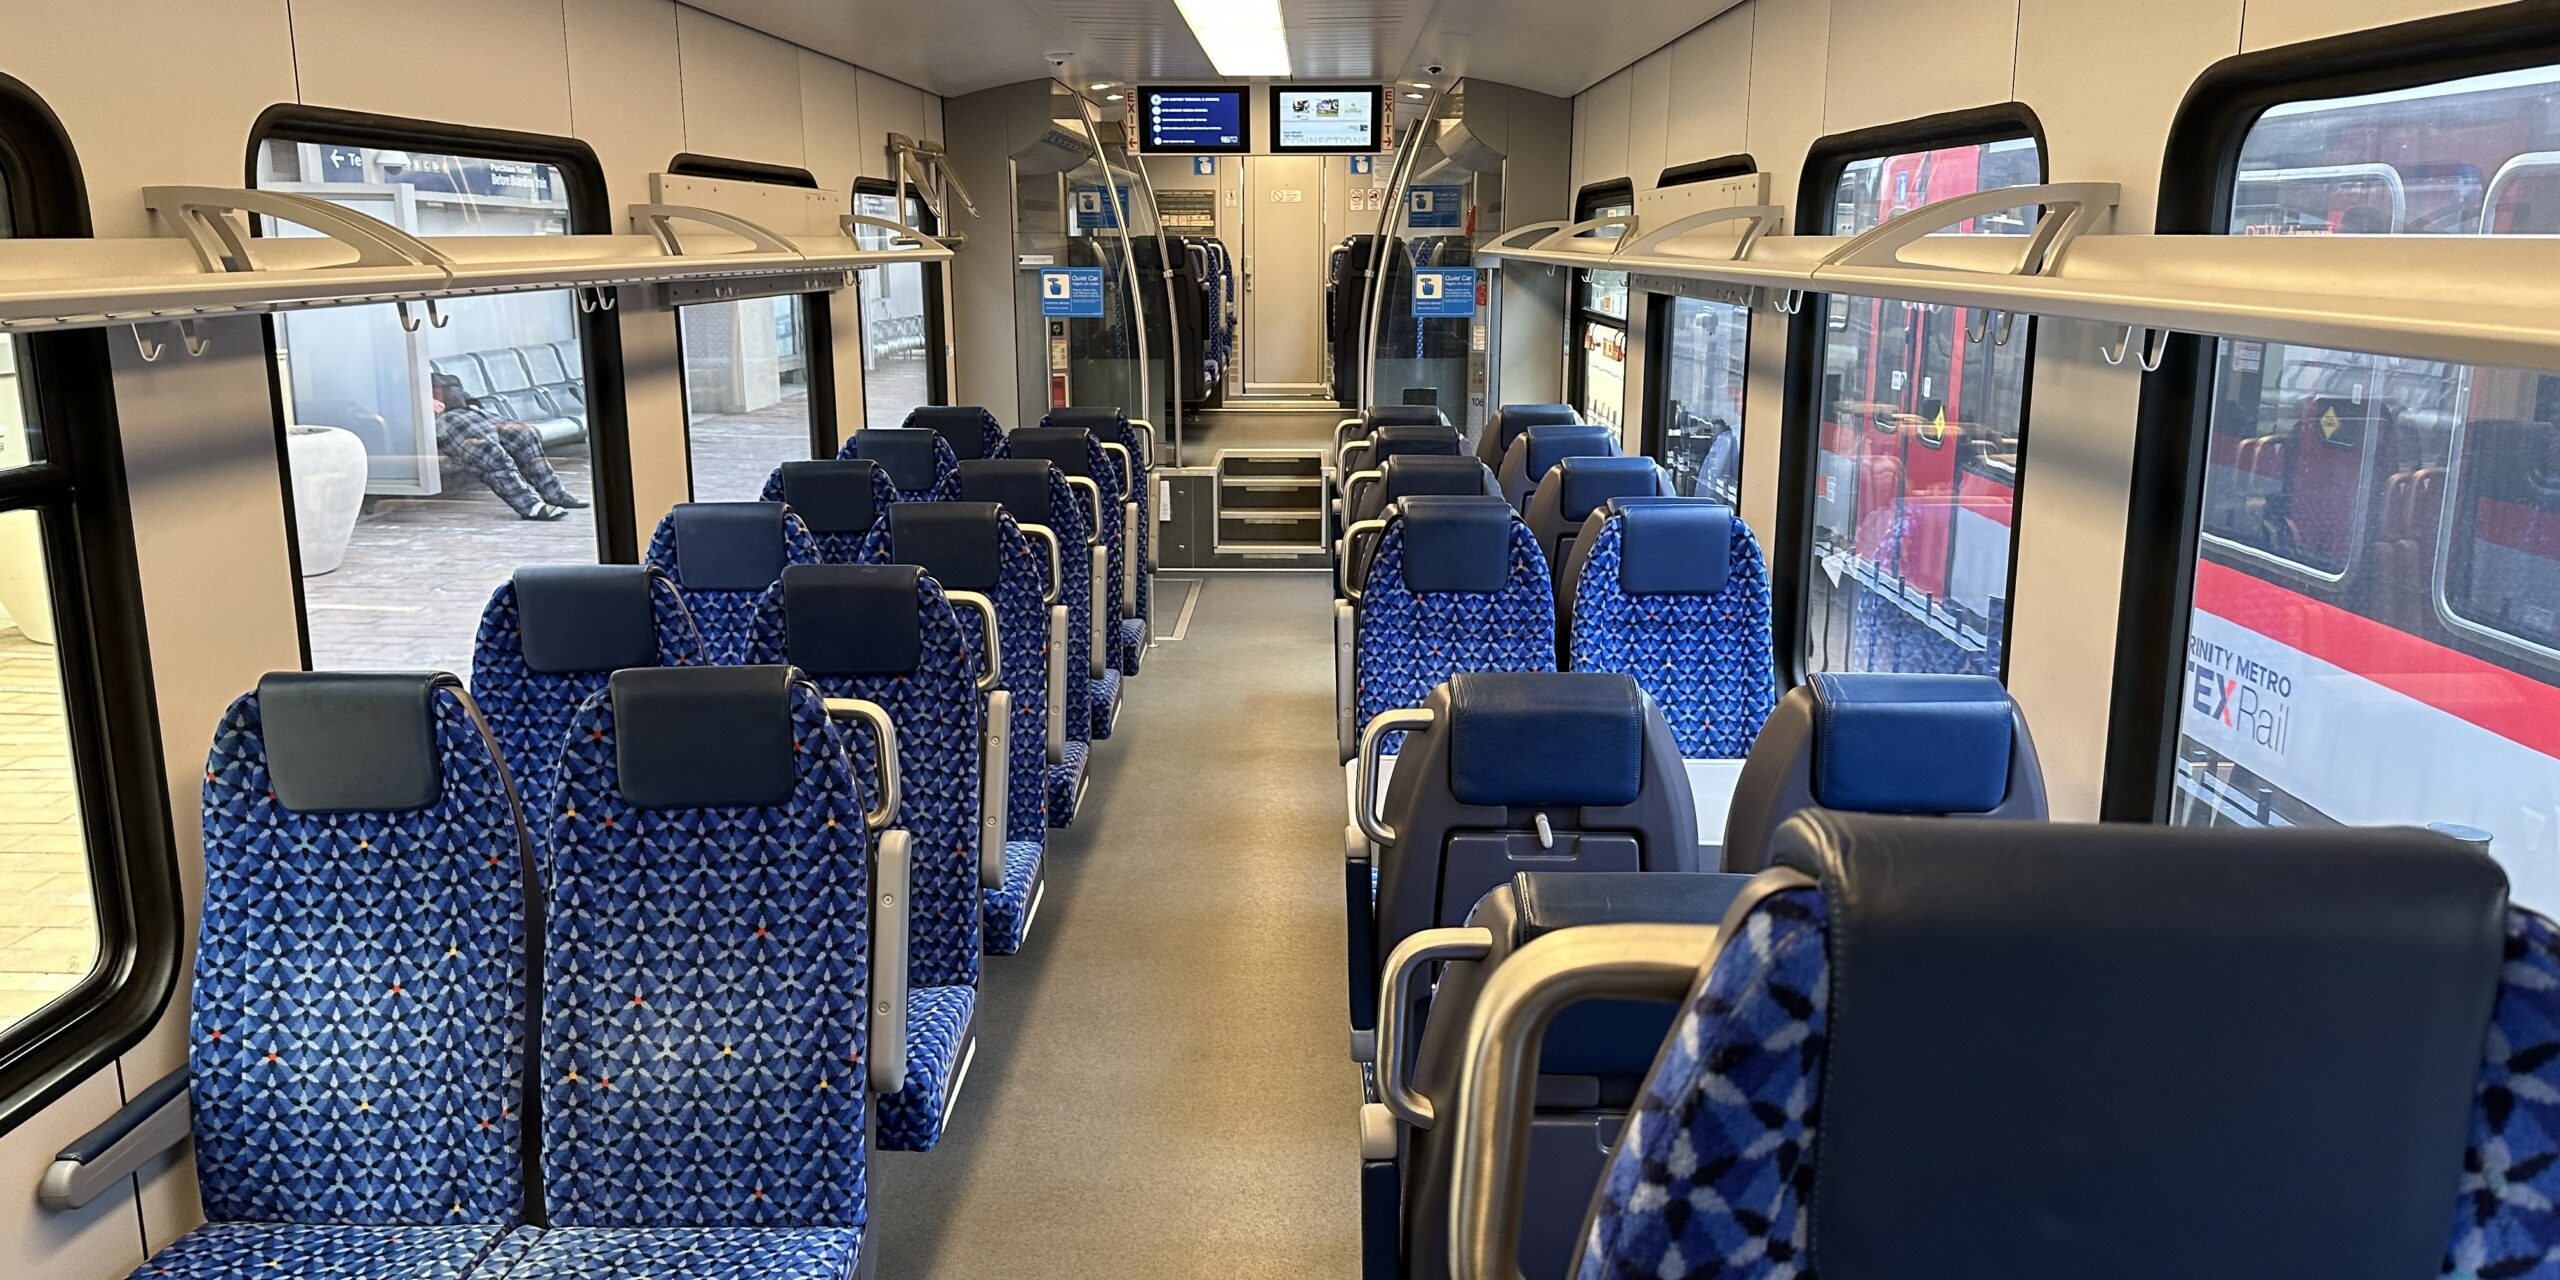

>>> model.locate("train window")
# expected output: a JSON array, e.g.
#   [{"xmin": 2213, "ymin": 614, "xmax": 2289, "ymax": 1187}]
[
  {"xmin": 852, "ymin": 185, "xmax": 945, "ymax": 428},
  {"xmin": 254, "ymin": 133, "xmax": 607, "ymax": 673},
  {"xmin": 1653, "ymin": 295, "xmax": 1749, "ymax": 501},
  {"xmin": 679, "ymin": 294, "xmax": 822, "ymax": 500},
  {"xmin": 2164, "ymin": 63, "xmax": 2560, "ymax": 906},
  {"xmin": 1569, "ymin": 181, "xmax": 1634, "ymax": 430},
  {"xmin": 1803, "ymin": 135, "xmax": 2041, "ymax": 678},
  {"xmin": 0, "ymin": 483, "xmax": 100, "ymax": 1042}
]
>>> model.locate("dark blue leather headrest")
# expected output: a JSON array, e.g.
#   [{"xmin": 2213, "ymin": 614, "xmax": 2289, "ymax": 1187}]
[
  {"xmin": 1554, "ymin": 455, "xmax": 1663, "ymax": 521},
  {"xmin": 514, "ymin": 564, "xmax": 660, "ymax": 675},
  {"xmin": 1382, "ymin": 455, "xmax": 1496, "ymax": 500},
  {"xmin": 1365, "ymin": 404, "xmax": 1447, "ymax": 428},
  {"xmin": 777, "ymin": 460, "xmax": 888, "ymax": 535},
  {"xmin": 1491, "ymin": 403, "xmax": 1579, "ymax": 450},
  {"xmin": 609, "ymin": 666, "xmax": 802, "ymax": 811},
  {"xmin": 781, "ymin": 564, "xmax": 922, "ymax": 677},
  {"xmin": 257, "ymin": 671, "xmax": 452, "ymax": 813},
  {"xmin": 670, "ymin": 502, "xmax": 790, "ymax": 591},
  {"xmin": 1615, "ymin": 499, "xmax": 1734, "ymax": 595},
  {"xmin": 1809, "ymin": 672, "xmax": 2014, "ymax": 814},
  {"xmin": 959, "ymin": 458, "xmax": 1058, "ymax": 527},
  {"xmin": 1396, "ymin": 495, "xmax": 1516, "ymax": 594},
  {"xmin": 1446, "ymin": 672, "xmax": 1643, "ymax": 808},
  {"xmin": 850, "ymin": 429, "xmax": 941, "ymax": 492},
  {"xmin": 887, "ymin": 502, "xmax": 1003, "ymax": 593},
  {"xmin": 1008, "ymin": 427, "xmax": 1097, "ymax": 479},
  {"xmin": 1044, "ymin": 406, "xmax": 1126, "ymax": 433},
  {"xmin": 1522, "ymin": 424, "xmax": 1618, "ymax": 480},
  {"xmin": 1373, "ymin": 423, "xmax": 1464, "ymax": 461},
  {"xmin": 909, "ymin": 406, "xmax": 996, "ymax": 461}
]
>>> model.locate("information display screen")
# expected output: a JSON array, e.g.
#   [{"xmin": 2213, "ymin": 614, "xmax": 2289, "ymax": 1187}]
[
  {"xmin": 1139, "ymin": 87, "xmax": 1249, "ymax": 153},
  {"xmin": 1270, "ymin": 85, "xmax": 1384, "ymax": 153}
]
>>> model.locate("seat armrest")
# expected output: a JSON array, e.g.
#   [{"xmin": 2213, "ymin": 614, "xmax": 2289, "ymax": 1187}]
[
  {"xmin": 981, "ymin": 689, "xmax": 1012, "ymax": 889},
  {"xmin": 1347, "ymin": 823, "xmax": 1381, "ymax": 1053},
  {"xmin": 869, "ymin": 830, "xmax": 912, "ymax": 1096},
  {"xmin": 1121, "ymin": 501, "xmax": 1142, "ymax": 616},
  {"xmin": 1335, "ymin": 600, "xmax": 1357, "ymax": 763},
  {"xmin": 1047, "ymin": 604, "xmax": 1070, "ymax": 763},
  {"xmin": 1088, "ymin": 545, "xmax": 1110, "ymax": 679},
  {"xmin": 40, "ymin": 1067, "xmax": 190, "ymax": 1211}
]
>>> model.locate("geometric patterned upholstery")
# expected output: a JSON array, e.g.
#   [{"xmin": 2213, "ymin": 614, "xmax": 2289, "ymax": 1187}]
[
  {"xmin": 1569, "ymin": 511, "xmax": 1775, "ymax": 758},
  {"xmin": 124, "ymin": 1222, "xmax": 526, "ymax": 1280},
  {"xmin": 1011, "ymin": 427, "xmax": 1127, "ymax": 738},
  {"xmin": 1042, "ymin": 407, "xmax": 1150, "ymax": 676},
  {"xmin": 539, "ymin": 678, "xmax": 872, "ymax": 1233},
  {"xmin": 495, "ymin": 1226, "xmax": 863, "ymax": 1279},
  {"xmin": 1576, "ymin": 894, "xmax": 2560, "ymax": 1280},
  {"xmin": 469, "ymin": 570, "xmax": 706, "ymax": 825},
  {"xmin": 643, "ymin": 510, "xmax": 822, "ymax": 665},
  {"xmin": 187, "ymin": 681, "xmax": 527, "ymax": 1229},
  {"xmin": 906, "ymin": 406, "xmax": 1009, "ymax": 464},
  {"xmin": 759, "ymin": 464, "xmax": 902, "ymax": 563},
  {"xmin": 1354, "ymin": 511, "xmax": 1556, "ymax": 748},
  {"xmin": 961, "ymin": 464, "xmax": 1094, "ymax": 827}
]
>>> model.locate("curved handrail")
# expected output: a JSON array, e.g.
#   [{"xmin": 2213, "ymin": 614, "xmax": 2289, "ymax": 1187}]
[
  {"xmin": 1820, "ymin": 181, "xmax": 2120, "ymax": 278},
  {"xmin": 1618, "ymin": 203, "xmax": 1788, "ymax": 261}
]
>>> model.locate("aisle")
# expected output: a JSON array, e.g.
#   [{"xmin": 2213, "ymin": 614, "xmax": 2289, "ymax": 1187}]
[{"xmin": 866, "ymin": 570, "xmax": 1361, "ymax": 1276}]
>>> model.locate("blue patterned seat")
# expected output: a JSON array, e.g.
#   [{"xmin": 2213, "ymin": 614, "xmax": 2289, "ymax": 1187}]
[
  {"xmin": 1526, "ymin": 456, "xmax": 1671, "ymax": 608},
  {"xmin": 861, "ymin": 502, "xmax": 1049, "ymax": 954},
  {"xmin": 1563, "ymin": 499, "xmax": 1773, "ymax": 757},
  {"xmin": 1571, "ymin": 814, "xmax": 2560, "ymax": 1280},
  {"xmin": 1497, "ymin": 423, "xmax": 1619, "ymax": 513},
  {"xmin": 957, "ymin": 458, "xmax": 1096, "ymax": 826},
  {"xmin": 747, "ymin": 564, "xmax": 984, "ymax": 1150},
  {"xmin": 134, "ymin": 673, "xmax": 530, "ymax": 1280},
  {"xmin": 643, "ymin": 503, "xmax": 821, "ymax": 665},
  {"xmin": 1348, "ymin": 495, "xmax": 1555, "ymax": 759},
  {"xmin": 523, "ymin": 666, "xmax": 876, "ymax": 1277},
  {"xmin": 470, "ymin": 565, "xmax": 705, "ymax": 832},
  {"xmin": 841, "ymin": 427, "xmax": 960, "ymax": 502},
  {"xmin": 906, "ymin": 405, "xmax": 1009, "ymax": 463},
  {"xmin": 1043, "ymin": 407, "xmax": 1152, "ymax": 676},
  {"xmin": 1011, "ymin": 425, "xmax": 1128, "ymax": 739},
  {"xmin": 760, "ymin": 459, "xmax": 900, "ymax": 562}
]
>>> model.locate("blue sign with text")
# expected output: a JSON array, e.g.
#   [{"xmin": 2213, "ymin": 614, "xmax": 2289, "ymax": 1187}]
[
  {"xmin": 1412, "ymin": 267, "xmax": 1477, "ymax": 318},
  {"xmin": 1074, "ymin": 185, "xmax": 1131, "ymax": 229},
  {"xmin": 1041, "ymin": 266, "xmax": 1107, "ymax": 318},
  {"xmin": 1409, "ymin": 185, "xmax": 1463, "ymax": 228}
]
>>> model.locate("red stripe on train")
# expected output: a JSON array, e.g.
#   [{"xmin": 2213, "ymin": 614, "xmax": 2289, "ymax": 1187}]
[{"xmin": 2193, "ymin": 559, "xmax": 2560, "ymax": 760}]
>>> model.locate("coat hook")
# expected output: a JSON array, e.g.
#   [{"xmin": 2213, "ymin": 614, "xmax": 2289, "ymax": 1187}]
[
  {"xmin": 2100, "ymin": 325, "xmax": 2136, "ymax": 366},
  {"xmin": 2138, "ymin": 327, "xmax": 2173, "ymax": 372},
  {"xmin": 576, "ymin": 290, "xmax": 597, "ymax": 314},
  {"xmin": 1966, "ymin": 310, "xmax": 1990, "ymax": 344},
  {"xmin": 178, "ymin": 319, "xmax": 211, "ymax": 358},
  {"xmin": 131, "ymin": 325, "xmax": 166, "ymax": 363},
  {"xmin": 395, "ymin": 300, "xmax": 423, "ymax": 333},
  {"xmin": 598, "ymin": 289, "xmax": 617, "ymax": 312},
  {"xmin": 426, "ymin": 298, "xmax": 451, "ymax": 329},
  {"xmin": 1993, "ymin": 310, "xmax": 2018, "ymax": 347}
]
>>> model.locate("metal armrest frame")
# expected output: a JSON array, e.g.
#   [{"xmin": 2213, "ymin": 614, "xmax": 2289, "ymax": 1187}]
[
  {"xmin": 1020, "ymin": 523, "xmax": 1064, "ymax": 605},
  {"xmin": 40, "ymin": 1067, "xmax": 190, "ymax": 1211},
  {"xmin": 1046, "ymin": 604, "xmax": 1069, "ymax": 762},
  {"xmin": 1377, "ymin": 926, "xmax": 1495, "ymax": 1127},
  {"xmin": 980, "ymin": 689, "xmax": 1012, "ymax": 888},
  {"xmin": 828, "ymin": 698, "xmax": 910, "ymax": 1096},
  {"xmin": 1355, "ymin": 708, "xmax": 1435, "ymax": 845},
  {"xmin": 946, "ymin": 591, "xmax": 1003, "ymax": 692},
  {"xmin": 1063, "ymin": 476, "xmax": 1105, "ymax": 547}
]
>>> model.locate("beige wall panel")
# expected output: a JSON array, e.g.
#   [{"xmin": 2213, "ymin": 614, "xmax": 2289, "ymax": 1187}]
[
  {"xmin": 677, "ymin": 6, "xmax": 806, "ymax": 168},
  {"xmin": 2017, "ymin": 0, "xmax": 2239, "ymax": 229},
  {"xmin": 1743, "ymin": 0, "xmax": 1831, "ymax": 183},
  {"xmin": 1628, "ymin": 54, "xmax": 1675, "ymax": 193},
  {"xmin": 2242, "ymin": 0, "xmax": 2495, "ymax": 51},
  {"xmin": 1823, "ymin": 0, "xmax": 2017, "ymax": 134},
  {"xmin": 1665, "ymin": 11, "xmax": 1755, "ymax": 172},
  {"xmin": 801, "ymin": 52, "xmax": 869, "ymax": 194},
  {"xmin": 1575, "ymin": 71, "xmax": 1633, "ymax": 194},
  {"xmin": 567, "ymin": 0, "xmax": 689, "ymax": 212},
  {"xmin": 857, "ymin": 70, "xmax": 929, "ymax": 181},
  {"xmin": 291, "ymin": 0, "xmax": 573, "ymax": 138},
  {"xmin": 621, "ymin": 307, "xmax": 695, "ymax": 525},
  {"xmin": 0, "ymin": 1073, "xmax": 150, "ymax": 1277}
]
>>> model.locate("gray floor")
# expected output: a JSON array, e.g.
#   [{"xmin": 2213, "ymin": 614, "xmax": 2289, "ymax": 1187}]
[
  {"xmin": 1173, "ymin": 407, "xmax": 1344, "ymax": 458},
  {"xmin": 868, "ymin": 570, "xmax": 1363, "ymax": 1277}
]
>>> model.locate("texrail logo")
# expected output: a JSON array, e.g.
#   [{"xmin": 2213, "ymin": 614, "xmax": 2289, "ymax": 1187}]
[{"xmin": 2186, "ymin": 635, "xmax": 2294, "ymax": 754}]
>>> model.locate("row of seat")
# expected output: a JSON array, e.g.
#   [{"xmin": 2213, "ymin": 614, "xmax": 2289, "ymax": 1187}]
[{"xmin": 430, "ymin": 344, "xmax": 589, "ymax": 448}]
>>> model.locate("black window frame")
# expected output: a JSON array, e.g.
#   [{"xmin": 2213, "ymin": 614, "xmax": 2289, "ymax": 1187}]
[
  {"xmin": 1567, "ymin": 178, "xmax": 1636, "ymax": 422},
  {"xmin": 2100, "ymin": 3, "xmax": 2560, "ymax": 820},
  {"xmin": 851, "ymin": 177, "xmax": 950, "ymax": 420},
  {"xmin": 1639, "ymin": 155, "xmax": 1759, "ymax": 498},
  {"xmin": 247, "ymin": 106, "xmax": 637, "ymax": 667},
  {"xmin": 664, "ymin": 156, "xmax": 838, "ymax": 488},
  {"xmin": 1774, "ymin": 104, "xmax": 2049, "ymax": 688},
  {"xmin": 0, "ymin": 73, "xmax": 183, "ymax": 1139}
]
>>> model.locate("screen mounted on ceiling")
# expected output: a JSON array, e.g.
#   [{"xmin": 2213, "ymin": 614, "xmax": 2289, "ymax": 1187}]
[
  {"xmin": 1270, "ymin": 85, "xmax": 1384, "ymax": 153},
  {"xmin": 1138, "ymin": 87, "xmax": 1250, "ymax": 153}
]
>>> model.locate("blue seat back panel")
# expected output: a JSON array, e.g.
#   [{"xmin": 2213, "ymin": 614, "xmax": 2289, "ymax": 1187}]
[{"xmin": 1810, "ymin": 671, "xmax": 2013, "ymax": 814}]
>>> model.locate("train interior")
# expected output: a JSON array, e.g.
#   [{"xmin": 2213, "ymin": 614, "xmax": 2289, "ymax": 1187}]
[{"xmin": 4, "ymin": 0, "xmax": 2560, "ymax": 1276}]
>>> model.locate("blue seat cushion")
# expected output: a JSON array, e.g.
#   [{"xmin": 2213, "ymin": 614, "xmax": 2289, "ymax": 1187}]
[
  {"xmin": 671, "ymin": 503, "xmax": 792, "ymax": 591},
  {"xmin": 776, "ymin": 461, "xmax": 888, "ymax": 536},
  {"xmin": 1397, "ymin": 496, "xmax": 1516, "ymax": 594},
  {"xmin": 495, "ymin": 1226, "xmax": 862, "ymax": 1279},
  {"xmin": 1446, "ymin": 671, "xmax": 1644, "ymax": 809},
  {"xmin": 1616, "ymin": 499, "xmax": 1735, "ymax": 595},
  {"xmin": 878, "ymin": 984, "xmax": 977, "ymax": 1151},
  {"xmin": 1091, "ymin": 667, "xmax": 1123, "ymax": 739},
  {"xmin": 128, "ymin": 1222, "xmax": 520, "ymax": 1280},
  {"xmin": 1048, "ymin": 740, "xmax": 1091, "ymax": 826},
  {"xmin": 515, "ymin": 565, "xmax": 661, "ymax": 675},
  {"xmin": 1553, "ymin": 456, "xmax": 1662, "ymax": 521},
  {"xmin": 1809, "ymin": 672, "xmax": 2014, "ymax": 813},
  {"xmin": 985, "ymin": 840, "xmax": 1044, "ymax": 955},
  {"xmin": 848, "ymin": 429, "xmax": 940, "ymax": 493}
]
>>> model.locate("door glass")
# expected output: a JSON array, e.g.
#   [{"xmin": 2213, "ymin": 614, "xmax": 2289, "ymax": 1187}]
[
  {"xmin": 681, "ymin": 294, "xmax": 817, "ymax": 500},
  {"xmin": 853, "ymin": 191, "xmax": 936, "ymax": 429}
]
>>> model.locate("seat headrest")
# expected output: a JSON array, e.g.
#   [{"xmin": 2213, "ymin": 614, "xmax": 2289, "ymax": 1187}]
[
  {"xmin": 777, "ymin": 459, "xmax": 889, "ymax": 535},
  {"xmin": 1809, "ymin": 672, "xmax": 2014, "ymax": 814},
  {"xmin": 1614, "ymin": 499, "xmax": 1735, "ymax": 595},
  {"xmin": 958, "ymin": 458, "xmax": 1058, "ymax": 527},
  {"xmin": 1521, "ymin": 424, "xmax": 1618, "ymax": 480},
  {"xmin": 1553, "ymin": 455, "xmax": 1664, "ymax": 521},
  {"xmin": 1044, "ymin": 406, "xmax": 1126, "ymax": 433},
  {"xmin": 608, "ymin": 665, "xmax": 802, "ymax": 811},
  {"xmin": 1007, "ymin": 427, "xmax": 1097, "ymax": 479},
  {"xmin": 256, "ymin": 671, "xmax": 454, "ymax": 813},
  {"xmin": 1770, "ymin": 811, "xmax": 2508, "ymax": 1280},
  {"xmin": 908, "ymin": 405, "xmax": 997, "ymax": 460},
  {"xmin": 780, "ymin": 564, "xmax": 923, "ymax": 677},
  {"xmin": 1490, "ymin": 403, "xmax": 1578, "ymax": 448},
  {"xmin": 670, "ymin": 502, "xmax": 790, "ymax": 591},
  {"xmin": 1445, "ymin": 672, "xmax": 1644, "ymax": 808},
  {"xmin": 886, "ymin": 502, "xmax": 1004, "ymax": 593},
  {"xmin": 514, "ymin": 564, "xmax": 660, "ymax": 675},
  {"xmin": 850, "ymin": 429, "xmax": 941, "ymax": 492},
  {"xmin": 1365, "ymin": 404, "xmax": 1448, "ymax": 428},
  {"xmin": 1373, "ymin": 423, "xmax": 1464, "ymax": 461},
  {"xmin": 1382, "ymin": 454, "xmax": 1497, "ymax": 500},
  {"xmin": 1396, "ymin": 495, "xmax": 1517, "ymax": 594}
]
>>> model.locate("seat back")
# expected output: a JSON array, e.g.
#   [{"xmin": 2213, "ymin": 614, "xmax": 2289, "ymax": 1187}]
[
  {"xmin": 750, "ymin": 564, "xmax": 982, "ymax": 989},
  {"xmin": 1474, "ymin": 402, "xmax": 1580, "ymax": 469},
  {"xmin": 541, "ymin": 665, "xmax": 873, "ymax": 1230},
  {"xmin": 1044, "ymin": 406, "xmax": 1151, "ymax": 655},
  {"xmin": 1524, "ymin": 455, "xmax": 1668, "ymax": 590},
  {"xmin": 907, "ymin": 404, "xmax": 1008, "ymax": 462},
  {"xmin": 863, "ymin": 501, "xmax": 1050, "ymax": 843},
  {"xmin": 193, "ymin": 672, "xmax": 528, "ymax": 1226},
  {"xmin": 1564, "ymin": 499, "xmax": 1775, "ymax": 757},
  {"xmin": 1581, "ymin": 814, "xmax": 2534, "ymax": 1280},
  {"xmin": 1351, "ymin": 455, "xmax": 1500, "ymax": 528},
  {"xmin": 1499, "ymin": 423, "xmax": 1619, "ymax": 511},
  {"xmin": 960, "ymin": 457, "xmax": 1093, "ymax": 750},
  {"xmin": 1010, "ymin": 426, "xmax": 1127, "ymax": 672},
  {"xmin": 470, "ymin": 564, "xmax": 706, "ymax": 822},
  {"xmin": 1721, "ymin": 671, "xmax": 2044, "ymax": 871},
  {"xmin": 844, "ymin": 427, "xmax": 960, "ymax": 501},
  {"xmin": 643, "ymin": 501, "xmax": 821, "ymax": 664},
  {"xmin": 1354, "ymin": 496, "xmax": 1556, "ymax": 739},
  {"xmin": 762, "ymin": 458, "xmax": 901, "ymax": 562}
]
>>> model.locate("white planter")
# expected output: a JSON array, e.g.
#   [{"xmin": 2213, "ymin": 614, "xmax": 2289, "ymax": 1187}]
[
  {"xmin": 288, "ymin": 424, "xmax": 369, "ymax": 576},
  {"xmin": 0, "ymin": 512, "xmax": 53, "ymax": 646}
]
